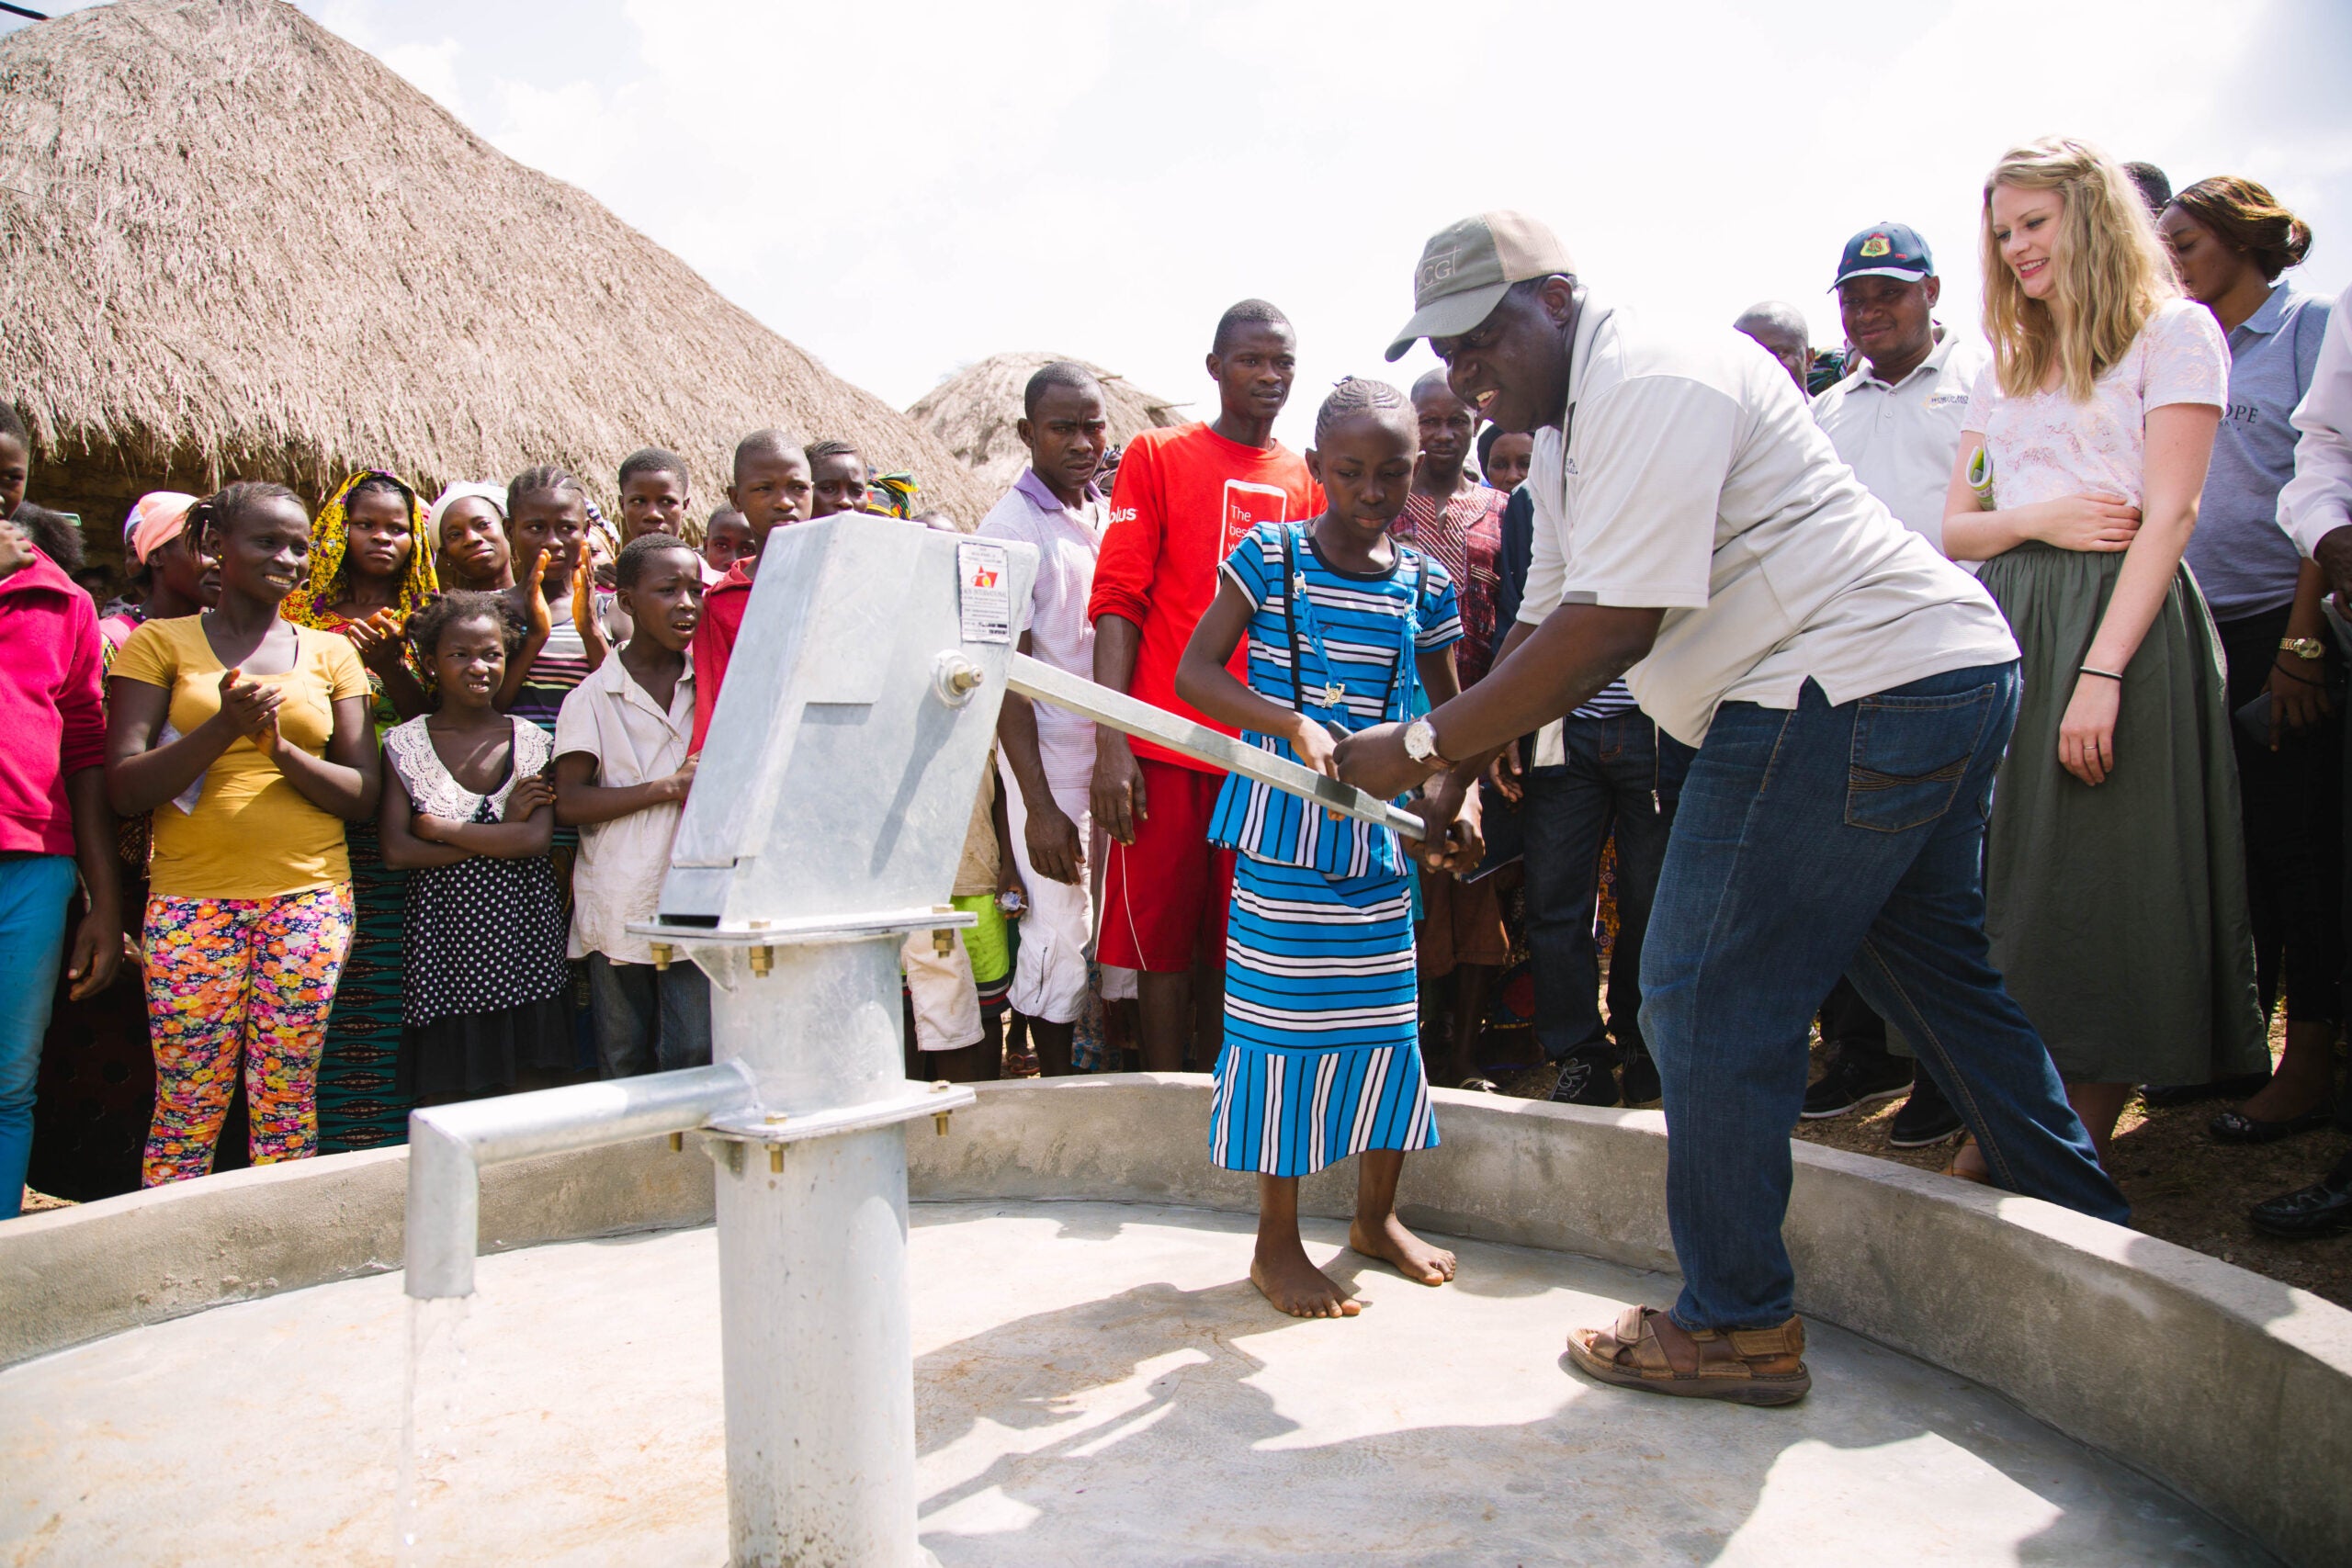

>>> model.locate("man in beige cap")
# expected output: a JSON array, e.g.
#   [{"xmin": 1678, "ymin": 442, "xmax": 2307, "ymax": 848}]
[{"xmin": 1337, "ymin": 211, "xmax": 2127, "ymax": 1404}]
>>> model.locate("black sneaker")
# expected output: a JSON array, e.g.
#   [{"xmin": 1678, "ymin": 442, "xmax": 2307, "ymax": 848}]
[
  {"xmin": 1801, "ymin": 1050, "xmax": 1914, "ymax": 1119},
  {"xmin": 2249, "ymin": 1155, "xmax": 2352, "ymax": 1238},
  {"xmin": 1620, "ymin": 1043, "xmax": 1661, "ymax": 1106},
  {"xmin": 1887, "ymin": 1072, "xmax": 1964, "ymax": 1147},
  {"xmin": 1548, "ymin": 1053, "xmax": 1621, "ymax": 1107}
]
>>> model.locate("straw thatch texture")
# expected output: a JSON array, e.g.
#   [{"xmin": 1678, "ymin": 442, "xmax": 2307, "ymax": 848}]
[
  {"xmin": 909, "ymin": 354, "xmax": 1190, "ymax": 499},
  {"xmin": 0, "ymin": 0, "xmax": 992, "ymax": 547}
]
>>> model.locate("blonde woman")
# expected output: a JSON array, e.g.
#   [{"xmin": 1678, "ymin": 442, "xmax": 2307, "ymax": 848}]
[{"xmin": 1944, "ymin": 138, "xmax": 2266, "ymax": 1168}]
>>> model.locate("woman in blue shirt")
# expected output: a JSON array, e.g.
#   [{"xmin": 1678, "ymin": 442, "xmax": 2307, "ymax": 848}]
[{"xmin": 2159, "ymin": 176, "xmax": 2336, "ymax": 1144}]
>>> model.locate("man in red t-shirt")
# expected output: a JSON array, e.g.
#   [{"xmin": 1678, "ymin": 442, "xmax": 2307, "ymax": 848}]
[
  {"xmin": 1087, "ymin": 299, "xmax": 1321, "ymax": 1071},
  {"xmin": 690, "ymin": 429, "xmax": 812, "ymax": 753}
]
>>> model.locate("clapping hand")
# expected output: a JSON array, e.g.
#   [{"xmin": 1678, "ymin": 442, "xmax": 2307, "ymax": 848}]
[
  {"xmin": 342, "ymin": 608, "xmax": 411, "ymax": 675},
  {"xmin": 216, "ymin": 666, "xmax": 283, "ymax": 742}
]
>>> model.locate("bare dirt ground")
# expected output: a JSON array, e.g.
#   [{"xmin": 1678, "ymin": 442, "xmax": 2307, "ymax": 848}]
[{"xmin": 1486, "ymin": 1030, "xmax": 2352, "ymax": 1311}]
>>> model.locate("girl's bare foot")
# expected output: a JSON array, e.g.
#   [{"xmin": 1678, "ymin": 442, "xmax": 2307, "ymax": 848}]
[
  {"xmin": 1250, "ymin": 1242, "xmax": 1362, "ymax": 1318},
  {"xmin": 1349, "ymin": 1213, "xmax": 1457, "ymax": 1285},
  {"xmin": 1944, "ymin": 1134, "xmax": 1990, "ymax": 1185}
]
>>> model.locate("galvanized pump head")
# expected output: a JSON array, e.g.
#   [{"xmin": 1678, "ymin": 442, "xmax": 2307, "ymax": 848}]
[{"xmin": 657, "ymin": 515, "xmax": 1038, "ymax": 931}]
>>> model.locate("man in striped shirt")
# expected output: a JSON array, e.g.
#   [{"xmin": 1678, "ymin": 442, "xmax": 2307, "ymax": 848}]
[{"xmin": 1491, "ymin": 438, "xmax": 1692, "ymax": 1109}]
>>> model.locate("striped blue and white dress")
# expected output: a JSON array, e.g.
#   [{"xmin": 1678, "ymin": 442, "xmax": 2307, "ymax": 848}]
[{"xmin": 1206, "ymin": 520, "xmax": 1462, "ymax": 1178}]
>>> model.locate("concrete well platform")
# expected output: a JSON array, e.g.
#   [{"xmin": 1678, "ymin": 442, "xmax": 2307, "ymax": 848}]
[
  {"xmin": 3, "ymin": 1077, "xmax": 2348, "ymax": 1565},
  {"xmin": 0, "ymin": 1199, "xmax": 2269, "ymax": 1565}
]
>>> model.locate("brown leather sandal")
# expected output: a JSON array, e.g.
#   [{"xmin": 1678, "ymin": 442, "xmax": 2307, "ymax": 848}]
[{"xmin": 1566, "ymin": 1304, "xmax": 1811, "ymax": 1406}]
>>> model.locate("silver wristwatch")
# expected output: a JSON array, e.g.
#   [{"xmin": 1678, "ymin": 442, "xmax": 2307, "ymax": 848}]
[{"xmin": 1401, "ymin": 716, "xmax": 1450, "ymax": 767}]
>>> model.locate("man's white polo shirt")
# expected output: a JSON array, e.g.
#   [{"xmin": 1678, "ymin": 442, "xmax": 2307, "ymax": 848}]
[
  {"xmin": 1811, "ymin": 328, "xmax": 1990, "ymax": 560},
  {"xmin": 1515, "ymin": 298, "xmax": 2018, "ymax": 749}
]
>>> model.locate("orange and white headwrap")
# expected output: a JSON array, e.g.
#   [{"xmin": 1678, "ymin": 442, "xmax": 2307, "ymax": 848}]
[{"xmin": 124, "ymin": 491, "xmax": 198, "ymax": 565}]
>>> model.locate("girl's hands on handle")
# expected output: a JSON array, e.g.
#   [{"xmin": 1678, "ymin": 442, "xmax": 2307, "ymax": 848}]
[
  {"xmin": 1290, "ymin": 716, "xmax": 1340, "ymax": 780},
  {"xmin": 2059, "ymin": 673, "xmax": 2121, "ymax": 786},
  {"xmin": 2029, "ymin": 493, "xmax": 2142, "ymax": 554}
]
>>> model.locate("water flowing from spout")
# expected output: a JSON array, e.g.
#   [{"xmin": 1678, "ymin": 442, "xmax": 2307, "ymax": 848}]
[{"xmin": 396, "ymin": 1292, "xmax": 471, "ymax": 1565}]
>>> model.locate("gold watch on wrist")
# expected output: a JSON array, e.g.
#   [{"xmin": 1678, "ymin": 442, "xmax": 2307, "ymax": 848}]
[{"xmin": 2280, "ymin": 636, "xmax": 2327, "ymax": 662}]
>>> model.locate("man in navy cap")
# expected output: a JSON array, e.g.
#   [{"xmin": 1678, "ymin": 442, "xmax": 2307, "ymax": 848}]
[
  {"xmin": 1338, "ymin": 211, "xmax": 2128, "ymax": 1405},
  {"xmin": 1800, "ymin": 223, "xmax": 1993, "ymax": 1148}
]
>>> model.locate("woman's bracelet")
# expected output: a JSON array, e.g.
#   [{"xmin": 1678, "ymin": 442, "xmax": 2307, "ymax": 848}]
[
  {"xmin": 2271, "ymin": 661, "xmax": 2324, "ymax": 688},
  {"xmin": 2077, "ymin": 666, "xmax": 2124, "ymax": 682}
]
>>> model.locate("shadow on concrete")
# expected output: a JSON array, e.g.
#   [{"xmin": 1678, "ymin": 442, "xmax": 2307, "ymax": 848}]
[{"xmin": 904, "ymin": 1209, "xmax": 2269, "ymax": 1567}]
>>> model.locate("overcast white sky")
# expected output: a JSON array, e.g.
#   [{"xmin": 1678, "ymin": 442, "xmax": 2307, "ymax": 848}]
[{"xmin": 13, "ymin": 0, "xmax": 2352, "ymax": 450}]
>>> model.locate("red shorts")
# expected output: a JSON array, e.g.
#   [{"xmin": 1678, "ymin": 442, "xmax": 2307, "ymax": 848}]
[{"xmin": 1099, "ymin": 758, "xmax": 1236, "ymax": 974}]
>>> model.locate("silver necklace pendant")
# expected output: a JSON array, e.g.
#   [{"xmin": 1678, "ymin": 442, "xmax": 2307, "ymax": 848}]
[{"xmin": 1324, "ymin": 682, "xmax": 1346, "ymax": 709}]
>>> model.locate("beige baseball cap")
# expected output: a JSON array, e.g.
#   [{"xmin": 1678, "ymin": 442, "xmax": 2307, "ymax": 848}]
[{"xmin": 1385, "ymin": 211, "xmax": 1577, "ymax": 362}]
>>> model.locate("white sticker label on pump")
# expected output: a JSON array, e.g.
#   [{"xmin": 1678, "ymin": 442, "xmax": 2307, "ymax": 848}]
[{"xmin": 957, "ymin": 540, "xmax": 1012, "ymax": 644}]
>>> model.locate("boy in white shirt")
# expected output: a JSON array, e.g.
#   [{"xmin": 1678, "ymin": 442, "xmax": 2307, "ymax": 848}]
[{"xmin": 553, "ymin": 534, "xmax": 707, "ymax": 1076}]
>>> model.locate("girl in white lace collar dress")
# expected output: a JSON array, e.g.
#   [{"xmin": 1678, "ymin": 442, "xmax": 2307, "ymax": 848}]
[{"xmin": 379, "ymin": 592, "xmax": 571, "ymax": 1103}]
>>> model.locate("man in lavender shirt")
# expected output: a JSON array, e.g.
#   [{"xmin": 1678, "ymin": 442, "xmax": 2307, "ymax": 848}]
[{"xmin": 979, "ymin": 363, "xmax": 1112, "ymax": 1077}]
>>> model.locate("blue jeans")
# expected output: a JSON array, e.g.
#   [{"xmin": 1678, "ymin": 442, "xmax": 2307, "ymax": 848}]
[
  {"xmin": 587, "ymin": 953, "xmax": 713, "ymax": 1078},
  {"xmin": 0, "ymin": 855, "xmax": 74, "ymax": 1220},
  {"xmin": 1518, "ymin": 713, "xmax": 1691, "ymax": 1062},
  {"xmin": 1641, "ymin": 667, "xmax": 2128, "ymax": 1330}
]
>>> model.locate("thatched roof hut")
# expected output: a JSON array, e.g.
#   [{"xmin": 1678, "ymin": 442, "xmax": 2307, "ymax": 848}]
[
  {"xmin": 909, "ymin": 354, "xmax": 1190, "ymax": 500},
  {"xmin": 0, "ymin": 0, "xmax": 992, "ymax": 555}
]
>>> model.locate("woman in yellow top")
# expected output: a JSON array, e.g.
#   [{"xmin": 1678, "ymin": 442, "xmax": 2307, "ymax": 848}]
[{"xmin": 105, "ymin": 482, "xmax": 379, "ymax": 1185}]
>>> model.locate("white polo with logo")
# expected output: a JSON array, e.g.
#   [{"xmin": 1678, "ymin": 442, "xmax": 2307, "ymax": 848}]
[
  {"xmin": 1810, "ymin": 328, "xmax": 1991, "ymax": 560},
  {"xmin": 1514, "ymin": 299, "xmax": 2018, "ymax": 749}
]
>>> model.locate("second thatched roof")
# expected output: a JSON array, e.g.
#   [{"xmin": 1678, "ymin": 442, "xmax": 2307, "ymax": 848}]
[
  {"xmin": 909, "ymin": 354, "xmax": 1190, "ymax": 500},
  {"xmin": 0, "ymin": 0, "xmax": 993, "ymax": 526}
]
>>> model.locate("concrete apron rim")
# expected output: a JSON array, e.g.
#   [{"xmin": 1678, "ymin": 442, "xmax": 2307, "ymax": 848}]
[{"xmin": 4, "ymin": 1074, "xmax": 2347, "ymax": 1567}]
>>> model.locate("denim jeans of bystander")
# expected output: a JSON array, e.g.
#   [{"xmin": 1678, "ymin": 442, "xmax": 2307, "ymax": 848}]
[
  {"xmin": 1517, "ymin": 712, "xmax": 1691, "ymax": 1065},
  {"xmin": 1640, "ymin": 666, "xmax": 2129, "ymax": 1333},
  {"xmin": 587, "ymin": 953, "xmax": 714, "ymax": 1078},
  {"xmin": 0, "ymin": 854, "xmax": 75, "ymax": 1219}
]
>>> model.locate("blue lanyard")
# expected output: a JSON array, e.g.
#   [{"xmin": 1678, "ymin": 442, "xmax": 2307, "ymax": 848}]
[{"xmin": 1283, "ymin": 523, "xmax": 1421, "ymax": 734}]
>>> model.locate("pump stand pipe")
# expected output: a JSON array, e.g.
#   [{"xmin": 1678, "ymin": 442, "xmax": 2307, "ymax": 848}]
[{"xmin": 404, "ymin": 1061, "xmax": 762, "ymax": 1300}]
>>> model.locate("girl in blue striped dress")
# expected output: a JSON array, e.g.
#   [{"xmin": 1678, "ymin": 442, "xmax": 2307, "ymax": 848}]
[{"xmin": 1175, "ymin": 378, "xmax": 1483, "ymax": 1318}]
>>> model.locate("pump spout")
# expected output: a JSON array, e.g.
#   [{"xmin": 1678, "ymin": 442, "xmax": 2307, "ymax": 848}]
[{"xmin": 403, "ymin": 1061, "xmax": 759, "ymax": 1300}]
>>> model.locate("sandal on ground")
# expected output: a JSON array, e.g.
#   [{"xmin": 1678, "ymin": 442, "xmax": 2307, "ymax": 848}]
[
  {"xmin": 1942, "ymin": 1134, "xmax": 1989, "ymax": 1186},
  {"xmin": 2209, "ymin": 1107, "xmax": 2337, "ymax": 1145},
  {"xmin": 1565, "ymin": 1305, "xmax": 1811, "ymax": 1406},
  {"xmin": 1456, "ymin": 1076, "xmax": 1499, "ymax": 1093}
]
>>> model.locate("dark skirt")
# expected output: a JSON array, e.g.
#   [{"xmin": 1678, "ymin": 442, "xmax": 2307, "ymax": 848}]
[
  {"xmin": 315, "ymin": 820, "xmax": 413, "ymax": 1151},
  {"xmin": 1978, "ymin": 544, "xmax": 2267, "ymax": 1085},
  {"xmin": 401, "ymin": 994, "xmax": 575, "ymax": 1101}
]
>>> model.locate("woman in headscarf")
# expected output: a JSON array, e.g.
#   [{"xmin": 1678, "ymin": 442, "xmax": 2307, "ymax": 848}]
[
  {"xmin": 428, "ymin": 481, "xmax": 513, "ymax": 592},
  {"xmin": 284, "ymin": 469, "xmax": 438, "ymax": 1153},
  {"xmin": 283, "ymin": 470, "xmax": 439, "ymax": 726},
  {"xmin": 99, "ymin": 492, "xmax": 212, "ymax": 658}
]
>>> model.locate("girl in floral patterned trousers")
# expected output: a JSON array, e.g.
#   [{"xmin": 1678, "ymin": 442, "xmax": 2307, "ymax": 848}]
[{"xmin": 141, "ymin": 886, "xmax": 355, "ymax": 1183}]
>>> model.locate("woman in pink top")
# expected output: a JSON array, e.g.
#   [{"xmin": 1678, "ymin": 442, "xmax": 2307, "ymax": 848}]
[
  {"xmin": 1943, "ymin": 138, "xmax": 2265, "ymax": 1172},
  {"xmin": 98, "ymin": 492, "xmax": 215, "ymax": 660}
]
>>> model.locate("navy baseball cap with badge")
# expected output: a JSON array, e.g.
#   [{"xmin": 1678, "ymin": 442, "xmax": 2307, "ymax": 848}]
[
  {"xmin": 1385, "ymin": 211, "xmax": 1577, "ymax": 362},
  {"xmin": 1832, "ymin": 222, "xmax": 1935, "ymax": 288}
]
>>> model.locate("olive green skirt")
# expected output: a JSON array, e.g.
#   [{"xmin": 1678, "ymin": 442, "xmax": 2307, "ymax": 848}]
[{"xmin": 1979, "ymin": 544, "xmax": 2266, "ymax": 1086}]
